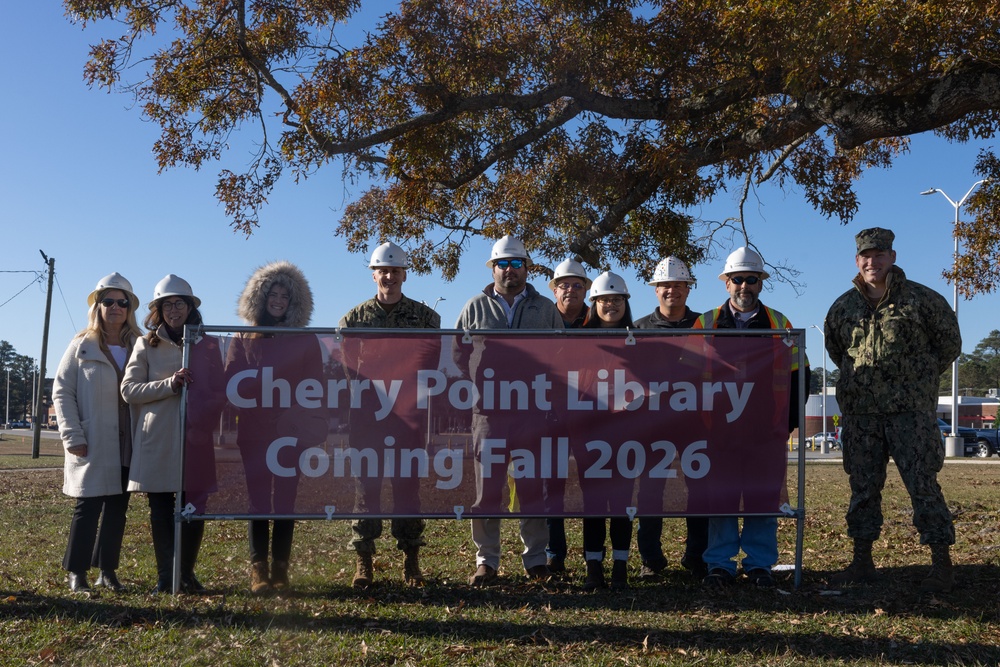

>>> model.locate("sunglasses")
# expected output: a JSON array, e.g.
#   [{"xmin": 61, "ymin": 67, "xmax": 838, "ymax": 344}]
[
  {"xmin": 100, "ymin": 298, "xmax": 130, "ymax": 309},
  {"xmin": 729, "ymin": 276, "xmax": 760, "ymax": 286},
  {"xmin": 494, "ymin": 259, "xmax": 525, "ymax": 269}
]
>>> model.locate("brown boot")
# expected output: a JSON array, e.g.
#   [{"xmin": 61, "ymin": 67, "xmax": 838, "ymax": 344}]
[
  {"xmin": 830, "ymin": 539, "xmax": 877, "ymax": 586},
  {"xmin": 403, "ymin": 547, "xmax": 424, "ymax": 586},
  {"xmin": 582, "ymin": 559, "xmax": 606, "ymax": 591},
  {"xmin": 610, "ymin": 559, "xmax": 629, "ymax": 590},
  {"xmin": 271, "ymin": 560, "xmax": 290, "ymax": 592},
  {"xmin": 920, "ymin": 544, "xmax": 954, "ymax": 593},
  {"xmin": 250, "ymin": 561, "xmax": 271, "ymax": 595},
  {"xmin": 353, "ymin": 552, "xmax": 374, "ymax": 589}
]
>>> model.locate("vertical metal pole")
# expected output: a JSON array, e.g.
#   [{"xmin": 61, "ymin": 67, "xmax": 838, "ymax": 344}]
[
  {"xmin": 951, "ymin": 203, "xmax": 959, "ymax": 436},
  {"xmin": 922, "ymin": 181, "xmax": 987, "ymax": 437},
  {"xmin": 173, "ymin": 325, "xmax": 194, "ymax": 595},
  {"xmin": 795, "ymin": 330, "xmax": 807, "ymax": 590},
  {"xmin": 821, "ymin": 346, "xmax": 828, "ymax": 452},
  {"xmin": 32, "ymin": 254, "xmax": 54, "ymax": 459}
]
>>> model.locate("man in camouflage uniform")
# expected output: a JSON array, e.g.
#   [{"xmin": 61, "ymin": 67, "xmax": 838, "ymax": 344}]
[
  {"xmin": 824, "ymin": 228, "xmax": 960, "ymax": 593},
  {"xmin": 339, "ymin": 242, "xmax": 441, "ymax": 588}
]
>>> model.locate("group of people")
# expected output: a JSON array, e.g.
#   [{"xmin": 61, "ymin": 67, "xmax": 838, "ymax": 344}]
[
  {"xmin": 54, "ymin": 261, "xmax": 315, "ymax": 594},
  {"xmin": 54, "ymin": 225, "xmax": 960, "ymax": 596},
  {"xmin": 446, "ymin": 236, "xmax": 803, "ymax": 591}
]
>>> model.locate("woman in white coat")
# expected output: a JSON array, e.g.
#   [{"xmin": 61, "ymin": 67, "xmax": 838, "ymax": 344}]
[
  {"xmin": 54, "ymin": 272, "xmax": 143, "ymax": 592},
  {"xmin": 122, "ymin": 275, "xmax": 222, "ymax": 593}
]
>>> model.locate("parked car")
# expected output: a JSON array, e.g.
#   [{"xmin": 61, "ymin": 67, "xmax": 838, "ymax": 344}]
[
  {"xmin": 936, "ymin": 418, "xmax": 980, "ymax": 456},
  {"xmin": 807, "ymin": 431, "xmax": 840, "ymax": 450},
  {"xmin": 970, "ymin": 424, "xmax": 1000, "ymax": 458},
  {"xmin": 8, "ymin": 420, "xmax": 31, "ymax": 429}
]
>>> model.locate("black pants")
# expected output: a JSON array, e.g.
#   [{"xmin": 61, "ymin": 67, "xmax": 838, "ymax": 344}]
[
  {"xmin": 249, "ymin": 520, "xmax": 295, "ymax": 563},
  {"xmin": 63, "ymin": 467, "xmax": 131, "ymax": 573},
  {"xmin": 582, "ymin": 517, "xmax": 632, "ymax": 556}
]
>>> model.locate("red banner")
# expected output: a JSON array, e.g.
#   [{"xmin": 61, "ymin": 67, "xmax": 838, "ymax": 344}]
[{"xmin": 184, "ymin": 330, "xmax": 794, "ymax": 518}]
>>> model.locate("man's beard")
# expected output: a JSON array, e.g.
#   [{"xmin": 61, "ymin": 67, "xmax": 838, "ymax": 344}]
[{"xmin": 732, "ymin": 292, "xmax": 758, "ymax": 311}]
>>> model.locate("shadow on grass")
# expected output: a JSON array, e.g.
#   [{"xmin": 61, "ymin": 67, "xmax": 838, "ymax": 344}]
[{"xmin": 3, "ymin": 563, "xmax": 999, "ymax": 665}]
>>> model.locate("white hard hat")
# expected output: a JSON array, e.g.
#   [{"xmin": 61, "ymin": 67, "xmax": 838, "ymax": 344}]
[
  {"xmin": 369, "ymin": 241, "xmax": 409, "ymax": 269},
  {"xmin": 589, "ymin": 271, "xmax": 630, "ymax": 302},
  {"xmin": 548, "ymin": 258, "xmax": 592, "ymax": 290},
  {"xmin": 718, "ymin": 247, "xmax": 769, "ymax": 281},
  {"xmin": 150, "ymin": 274, "xmax": 201, "ymax": 309},
  {"xmin": 648, "ymin": 256, "xmax": 695, "ymax": 286},
  {"xmin": 87, "ymin": 272, "xmax": 139, "ymax": 309},
  {"xmin": 486, "ymin": 234, "xmax": 531, "ymax": 267}
]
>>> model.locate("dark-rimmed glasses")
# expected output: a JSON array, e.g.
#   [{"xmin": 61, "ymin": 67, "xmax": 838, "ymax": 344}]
[
  {"xmin": 494, "ymin": 259, "xmax": 525, "ymax": 269},
  {"xmin": 162, "ymin": 300, "xmax": 189, "ymax": 311},
  {"xmin": 729, "ymin": 276, "xmax": 760, "ymax": 286},
  {"xmin": 100, "ymin": 298, "xmax": 130, "ymax": 309}
]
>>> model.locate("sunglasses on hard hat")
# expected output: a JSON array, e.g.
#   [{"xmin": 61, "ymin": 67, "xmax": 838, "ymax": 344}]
[{"xmin": 494, "ymin": 259, "xmax": 525, "ymax": 269}]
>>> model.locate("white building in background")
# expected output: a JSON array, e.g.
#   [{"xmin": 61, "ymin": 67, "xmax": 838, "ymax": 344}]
[{"xmin": 805, "ymin": 387, "xmax": 1000, "ymax": 433}]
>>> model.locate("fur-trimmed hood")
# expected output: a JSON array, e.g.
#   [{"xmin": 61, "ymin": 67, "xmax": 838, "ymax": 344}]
[{"xmin": 237, "ymin": 260, "xmax": 314, "ymax": 327}]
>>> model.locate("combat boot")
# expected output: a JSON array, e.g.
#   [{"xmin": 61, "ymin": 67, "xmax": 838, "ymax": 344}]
[
  {"xmin": 403, "ymin": 547, "xmax": 424, "ymax": 586},
  {"xmin": 271, "ymin": 560, "xmax": 290, "ymax": 592},
  {"xmin": 250, "ymin": 561, "xmax": 271, "ymax": 595},
  {"xmin": 353, "ymin": 552, "xmax": 374, "ymax": 589},
  {"xmin": 920, "ymin": 544, "xmax": 954, "ymax": 593},
  {"xmin": 830, "ymin": 539, "xmax": 877, "ymax": 586}
]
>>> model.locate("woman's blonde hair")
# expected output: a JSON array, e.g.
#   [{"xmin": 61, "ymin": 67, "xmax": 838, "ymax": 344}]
[{"xmin": 78, "ymin": 288, "xmax": 143, "ymax": 349}]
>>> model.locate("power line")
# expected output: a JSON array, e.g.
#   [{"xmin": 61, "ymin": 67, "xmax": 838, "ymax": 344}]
[
  {"xmin": 0, "ymin": 273, "xmax": 44, "ymax": 309},
  {"xmin": 53, "ymin": 273, "xmax": 78, "ymax": 332}
]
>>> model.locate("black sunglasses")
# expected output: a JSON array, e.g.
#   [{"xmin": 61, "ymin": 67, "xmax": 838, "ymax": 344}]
[
  {"xmin": 100, "ymin": 298, "xmax": 131, "ymax": 309},
  {"xmin": 494, "ymin": 259, "xmax": 525, "ymax": 269},
  {"xmin": 729, "ymin": 276, "xmax": 760, "ymax": 286}
]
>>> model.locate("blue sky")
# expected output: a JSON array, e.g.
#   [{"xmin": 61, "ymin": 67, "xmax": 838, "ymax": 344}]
[{"xmin": 1, "ymin": 3, "xmax": 997, "ymax": 379}]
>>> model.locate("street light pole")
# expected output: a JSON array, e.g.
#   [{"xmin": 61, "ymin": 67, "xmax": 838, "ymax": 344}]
[
  {"xmin": 921, "ymin": 180, "xmax": 986, "ymax": 437},
  {"xmin": 432, "ymin": 297, "xmax": 446, "ymax": 311},
  {"xmin": 810, "ymin": 325, "xmax": 828, "ymax": 454}
]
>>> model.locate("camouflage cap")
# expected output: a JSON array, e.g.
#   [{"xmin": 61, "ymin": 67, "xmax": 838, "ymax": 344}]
[{"xmin": 855, "ymin": 227, "xmax": 895, "ymax": 253}]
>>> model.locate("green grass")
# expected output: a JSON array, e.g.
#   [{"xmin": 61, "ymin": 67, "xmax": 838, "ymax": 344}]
[{"xmin": 2, "ymin": 447, "xmax": 1000, "ymax": 665}]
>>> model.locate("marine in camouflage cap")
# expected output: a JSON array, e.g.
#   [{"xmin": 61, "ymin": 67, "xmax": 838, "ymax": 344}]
[
  {"xmin": 855, "ymin": 227, "xmax": 895, "ymax": 254},
  {"xmin": 824, "ymin": 228, "xmax": 959, "ymax": 593}
]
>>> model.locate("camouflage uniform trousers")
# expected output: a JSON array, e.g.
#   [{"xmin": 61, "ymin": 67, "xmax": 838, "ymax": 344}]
[
  {"xmin": 841, "ymin": 411, "xmax": 955, "ymax": 545},
  {"xmin": 350, "ymin": 518, "xmax": 426, "ymax": 555}
]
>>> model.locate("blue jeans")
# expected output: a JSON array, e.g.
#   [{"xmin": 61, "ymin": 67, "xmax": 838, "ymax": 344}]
[{"xmin": 703, "ymin": 516, "xmax": 778, "ymax": 575}]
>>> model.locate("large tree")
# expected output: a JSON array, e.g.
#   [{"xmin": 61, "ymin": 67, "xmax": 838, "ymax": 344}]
[
  {"xmin": 66, "ymin": 0, "xmax": 1000, "ymax": 284},
  {"xmin": 947, "ymin": 329, "xmax": 1000, "ymax": 396}
]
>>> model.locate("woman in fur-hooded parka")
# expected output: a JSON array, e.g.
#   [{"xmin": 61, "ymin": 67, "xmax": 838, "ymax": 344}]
[
  {"xmin": 227, "ymin": 260, "xmax": 321, "ymax": 593},
  {"xmin": 236, "ymin": 260, "xmax": 314, "ymax": 329}
]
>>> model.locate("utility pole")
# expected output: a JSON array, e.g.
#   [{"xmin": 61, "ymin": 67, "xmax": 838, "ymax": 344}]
[{"xmin": 32, "ymin": 251, "xmax": 54, "ymax": 459}]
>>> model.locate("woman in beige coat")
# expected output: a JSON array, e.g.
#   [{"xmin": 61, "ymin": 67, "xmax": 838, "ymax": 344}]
[
  {"xmin": 122, "ymin": 274, "xmax": 222, "ymax": 593},
  {"xmin": 54, "ymin": 272, "xmax": 143, "ymax": 593}
]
